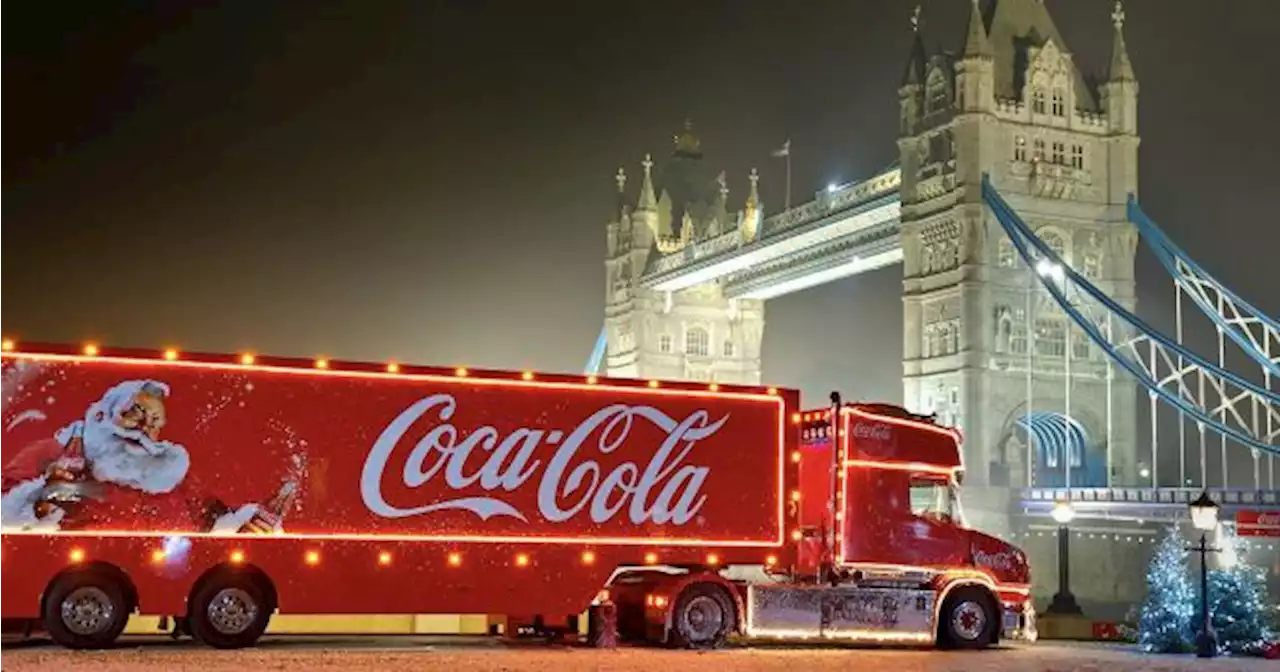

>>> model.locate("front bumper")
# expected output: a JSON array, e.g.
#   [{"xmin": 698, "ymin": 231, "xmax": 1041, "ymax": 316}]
[{"xmin": 1002, "ymin": 602, "xmax": 1038, "ymax": 643}]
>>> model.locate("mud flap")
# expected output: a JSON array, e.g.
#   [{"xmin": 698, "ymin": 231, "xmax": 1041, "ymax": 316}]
[{"xmin": 587, "ymin": 603, "xmax": 618, "ymax": 648}]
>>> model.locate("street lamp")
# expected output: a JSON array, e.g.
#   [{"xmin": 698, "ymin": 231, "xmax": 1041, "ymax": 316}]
[
  {"xmin": 1046, "ymin": 500, "xmax": 1082, "ymax": 615},
  {"xmin": 1189, "ymin": 491, "xmax": 1221, "ymax": 658}
]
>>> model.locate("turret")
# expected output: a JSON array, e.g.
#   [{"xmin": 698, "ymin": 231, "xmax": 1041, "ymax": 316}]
[
  {"xmin": 955, "ymin": 0, "xmax": 993, "ymax": 114},
  {"xmin": 1100, "ymin": 0, "xmax": 1138, "ymax": 136},
  {"xmin": 606, "ymin": 167, "xmax": 625, "ymax": 259},
  {"xmin": 1099, "ymin": 0, "xmax": 1140, "ymax": 202},
  {"xmin": 897, "ymin": 5, "xmax": 927, "ymax": 136},
  {"xmin": 632, "ymin": 153, "xmax": 659, "ymax": 247},
  {"xmin": 708, "ymin": 171, "xmax": 729, "ymax": 237},
  {"xmin": 740, "ymin": 168, "xmax": 762, "ymax": 244}
]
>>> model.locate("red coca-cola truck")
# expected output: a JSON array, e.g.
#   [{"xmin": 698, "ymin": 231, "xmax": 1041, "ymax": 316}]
[{"xmin": 0, "ymin": 342, "xmax": 1036, "ymax": 650}]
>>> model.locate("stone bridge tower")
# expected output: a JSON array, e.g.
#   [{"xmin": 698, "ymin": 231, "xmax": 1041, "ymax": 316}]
[
  {"xmin": 898, "ymin": 0, "xmax": 1141, "ymax": 528},
  {"xmin": 604, "ymin": 123, "xmax": 766, "ymax": 385}
]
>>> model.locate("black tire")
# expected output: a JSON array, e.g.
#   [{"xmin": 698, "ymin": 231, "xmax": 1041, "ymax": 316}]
[
  {"xmin": 42, "ymin": 570, "xmax": 130, "ymax": 649},
  {"xmin": 187, "ymin": 572, "xmax": 272, "ymax": 649},
  {"xmin": 938, "ymin": 586, "xmax": 997, "ymax": 650},
  {"xmin": 670, "ymin": 583, "xmax": 735, "ymax": 650}
]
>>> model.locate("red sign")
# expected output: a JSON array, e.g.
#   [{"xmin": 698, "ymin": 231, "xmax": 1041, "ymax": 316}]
[
  {"xmin": 1236, "ymin": 510, "xmax": 1280, "ymax": 538},
  {"xmin": 1, "ymin": 356, "xmax": 786, "ymax": 545}
]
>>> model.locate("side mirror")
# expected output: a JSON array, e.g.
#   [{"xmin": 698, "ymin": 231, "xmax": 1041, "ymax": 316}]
[{"xmin": 953, "ymin": 471, "xmax": 965, "ymax": 486}]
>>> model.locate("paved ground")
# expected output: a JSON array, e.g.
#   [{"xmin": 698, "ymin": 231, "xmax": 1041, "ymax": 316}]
[{"xmin": 0, "ymin": 637, "xmax": 1271, "ymax": 671}]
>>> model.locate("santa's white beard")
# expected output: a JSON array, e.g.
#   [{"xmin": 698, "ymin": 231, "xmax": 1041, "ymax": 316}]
[
  {"xmin": 77, "ymin": 419, "xmax": 190, "ymax": 494},
  {"xmin": 0, "ymin": 478, "xmax": 63, "ymax": 530}
]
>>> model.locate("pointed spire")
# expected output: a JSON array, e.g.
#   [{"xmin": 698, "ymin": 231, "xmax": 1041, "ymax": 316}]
[
  {"xmin": 717, "ymin": 171, "xmax": 729, "ymax": 201},
  {"xmin": 901, "ymin": 5, "xmax": 927, "ymax": 86},
  {"xmin": 614, "ymin": 166, "xmax": 629, "ymax": 215},
  {"xmin": 745, "ymin": 168, "xmax": 760, "ymax": 210},
  {"xmin": 962, "ymin": 0, "xmax": 992, "ymax": 59},
  {"xmin": 636, "ymin": 154, "xmax": 656, "ymax": 211},
  {"xmin": 1108, "ymin": 1, "xmax": 1135, "ymax": 82}
]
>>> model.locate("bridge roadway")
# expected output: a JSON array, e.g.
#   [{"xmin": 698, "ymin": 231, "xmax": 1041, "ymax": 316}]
[
  {"xmin": 1020, "ymin": 486, "xmax": 1280, "ymax": 524},
  {"xmin": 640, "ymin": 168, "xmax": 903, "ymax": 300}
]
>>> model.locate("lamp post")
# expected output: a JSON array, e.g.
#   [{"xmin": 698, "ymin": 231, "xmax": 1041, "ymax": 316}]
[
  {"xmin": 1046, "ymin": 500, "xmax": 1082, "ymax": 615},
  {"xmin": 1188, "ymin": 491, "xmax": 1221, "ymax": 658}
]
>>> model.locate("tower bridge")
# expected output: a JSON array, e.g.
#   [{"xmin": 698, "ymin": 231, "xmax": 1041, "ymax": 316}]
[{"xmin": 596, "ymin": 0, "xmax": 1277, "ymax": 616}]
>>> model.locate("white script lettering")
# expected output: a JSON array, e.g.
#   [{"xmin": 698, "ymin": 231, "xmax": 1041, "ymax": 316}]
[
  {"xmin": 852, "ymin": 422, "xmax": 893, "ymax": 442},
  {"xmin": 360, "ymin": 394, "xmax": 728, "ymax": 526}
]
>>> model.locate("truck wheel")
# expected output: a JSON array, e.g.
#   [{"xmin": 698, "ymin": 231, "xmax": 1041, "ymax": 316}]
[
  {"xmin": 671, "ymin": 584, "xmax": 734, "ymax": 649},
  {"xmin": 42, "ymin": 570, "xmax": 130, "ymax": 649},
  {"xmin": 939, "ymin": 586, "xmax": 997, "ymax": 650},
  {"xmin": 188, "ymin": 573, "xmax": 271, "ymax": 649}
]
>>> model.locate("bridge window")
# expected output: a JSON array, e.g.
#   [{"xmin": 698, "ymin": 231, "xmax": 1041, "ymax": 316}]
[
  {"xmin": 1081, "ymin": 251, "xmax": 1102, "ymax": 279},
  {"xmin": 1009, "ymin": 321, "xmax": 1028, "ymax": 355},
  {"xmin": 997, "ymin": 238, "xmax": 1017, "ymax": 268},
  {"xmin": 928, "ymin": 83, "xmax": 949, "ymax": 114},
  {"xmin": 1035, "ymin": 318, "xmax": 1066, "ymax": 358},
  {"xmin": 1051, "ymin": 90, "xmax": 1065, "ymax": 116},
  {"xmin": 1013, "ymin": 136, "xmax": 1027, "ymax": 162},
  {"xmin": 1032, "ymin": 89, "xmax": 1046, "ymax": 114},
  {"xmin": 685, "ymin": 327, "xmax": 710, "ymax": 357},
  {"xmin": 659, "ymin": 334, "xmax": 673, "ymax": 353},
  {"xmin": 723, "ymin": 339, "xmax": 735, "ymax": 357},
  {"xmin": 1072, "ymin": 333, "xmax": 1090, "ymax": 360},
  {"xmin": 1071, "ymin": 144, "xmax": 1085, "ymax": 169},
  {"xmin": 1039, "ymin": 230, "xmax": 1067, "ymax": 263},
  {"xmin": 1051, "ymin": 142, "xmax": 1065, "ymax": 165}
]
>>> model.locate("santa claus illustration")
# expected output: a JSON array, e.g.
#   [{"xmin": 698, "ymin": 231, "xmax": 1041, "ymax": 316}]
[{"xmin": 1, "ymin": 379, "xmax": 295, "ymax": 534}]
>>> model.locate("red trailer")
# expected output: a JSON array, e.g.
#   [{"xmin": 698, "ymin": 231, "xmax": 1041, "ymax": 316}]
[{"xmin": 0, "ymin": 342, "xmax": 1035, "ymax": 651}]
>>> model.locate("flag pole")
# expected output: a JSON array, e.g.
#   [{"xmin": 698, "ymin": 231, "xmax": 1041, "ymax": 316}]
[
  {"xmin": 772, "ymin": 139, "xmax": 792, "ymax": 211},
  {"xmin": 785, "ymin": 147, "xmax": 792, "ymax": 211}
]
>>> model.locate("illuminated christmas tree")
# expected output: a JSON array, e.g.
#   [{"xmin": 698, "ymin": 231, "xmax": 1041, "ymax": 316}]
[
  {"xmin": 1138, "ymin": 528, "xmax": 1195, "ymax": 653},
  {"xmin": 1206, "ymin": 532, "xmax": 1274, "ymax": 656}
]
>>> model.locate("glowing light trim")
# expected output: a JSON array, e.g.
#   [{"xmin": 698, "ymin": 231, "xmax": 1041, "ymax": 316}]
[
  {"xmin": 743, "ymin": 583, "xmax": 934, "ymax": 644},
  {"xmin": 2, "ymin": 349, "xmax": 791, "ymax": 548},
  {"xmin": 1, "ymin": 351, "xmax": 786, "ymax": 402},
  {"xmin": 844, "ymin": 459, "xmax": 963, "ymax": 477}
]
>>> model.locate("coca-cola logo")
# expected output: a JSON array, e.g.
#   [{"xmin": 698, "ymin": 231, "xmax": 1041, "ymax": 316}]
[
  {"xmin": 851, "ymin": 422, "xmax": 893, "ymax": 442},
  {"xmin": 1255, "ymin": 512, "xmax": 1280, "ymax": 526},
  {"xmin": 972, "ymin": 548, "xmax": 1017, "ymax": 572},
  {"xmin": 360, "ymin": 394, "xmax": 729, "ymax": 526}
]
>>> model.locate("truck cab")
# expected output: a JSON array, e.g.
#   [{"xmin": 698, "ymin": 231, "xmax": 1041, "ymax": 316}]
[{"xmin": 747, "ymin": 400, "xmax": 1037, "ymax": 648}]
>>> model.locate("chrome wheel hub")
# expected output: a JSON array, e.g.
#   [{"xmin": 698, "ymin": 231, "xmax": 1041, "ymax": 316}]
[
  {"xmin": 680, "ymin": 595, "xmax": 725, "ymax": 642},
  {"xmin": 60, "ymin": 587, "xmax": 115, "ymax": 636},
  {"xmin": 951, "ymin": 600, "xmax": 987, "ymax": 641},
  {"xmin": 207, "ymin": 587, "xmax": 258, "ymax": 635}
]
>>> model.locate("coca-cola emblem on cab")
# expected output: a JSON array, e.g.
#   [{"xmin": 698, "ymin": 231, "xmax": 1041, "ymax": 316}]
[
  {"xmin": 360, "ymin": 394, "xmax": 729, "ymax": 526},
  {"xmin": 972, "ymin": 549, "xmax": 1016, "ymax": 572},
  {"xmin": 851, "ymin": 422, "xmax": 893, "ymax": 443},
  {"xmin": 1256, "ymin": 512, "xmax": 1280, "ymax": 527}
]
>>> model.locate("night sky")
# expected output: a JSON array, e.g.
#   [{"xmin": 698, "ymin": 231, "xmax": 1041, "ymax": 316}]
[{"xmin": 5, "ymin": 0, "xmax": 1279, "ymax": 411}]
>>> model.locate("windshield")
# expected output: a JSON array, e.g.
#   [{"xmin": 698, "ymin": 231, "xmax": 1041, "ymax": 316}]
[{"xmin": 909, "ymin": 477, "xmax": 966, "ymax": 527}]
